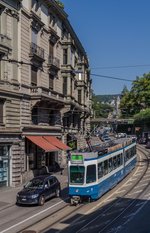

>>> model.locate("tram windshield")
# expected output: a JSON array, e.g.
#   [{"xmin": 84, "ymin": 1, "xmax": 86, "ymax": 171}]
[
  {"xmin": 86, "ymin": 164, "xmax": 96, "ymax": 183},
  {"xmin": 70, "ymin": 166, "xmax": 85, "ymax": 184}
]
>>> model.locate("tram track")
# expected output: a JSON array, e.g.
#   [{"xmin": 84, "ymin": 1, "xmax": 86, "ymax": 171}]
[
  {"xmin": 19, "ymin": 145, "xmax": 150, "ymax": 233},
  {"xmin": 15, "ymin": 201, "xmax": 85, "ymax": 233},
  {"xmin": 73, "ymin": 145, "xmax": 150, "ymax": 233},
  {"xmin": 37, "ymin": 147, "xmax": 150, "ymax": 233}
]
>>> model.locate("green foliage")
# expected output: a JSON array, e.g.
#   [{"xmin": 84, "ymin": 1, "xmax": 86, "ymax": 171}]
[
  {"xmin": 121, "ymin": 85, "xmax": 129, "ymax": 96},
  {"xmin": 95, "ymin": 94, "xmax": 119, "ymax": 103},
  {"xmin": 55, "ymin": 0, "xmax": 64, "ymax": 9},
  {"xmin": 92, "ymin": 94, "xmax": 113, "ymax": 118},
  {"xmin": 120, "ymin": 73, "xmax": 150, "ymax": 118},
  {"xmin": 134, "ymin": 108, "xmax": 150, "ymax": 123}
]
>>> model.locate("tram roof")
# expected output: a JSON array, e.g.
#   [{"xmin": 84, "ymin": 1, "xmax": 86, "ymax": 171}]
[{"xmin": 70, "ymin": 138, "xmax": 134, "ymax": 160}]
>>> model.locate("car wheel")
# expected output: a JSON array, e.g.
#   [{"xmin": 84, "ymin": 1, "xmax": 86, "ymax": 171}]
[
  {"xmin": 38, "ymin": 195, "xmax": 45, "ymax": 206},
  {"xmin": 55, "ymin": 188, "xmax": 61, "ymax": 197}
]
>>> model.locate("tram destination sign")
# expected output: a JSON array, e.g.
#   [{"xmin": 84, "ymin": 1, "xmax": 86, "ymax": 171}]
[{"xmin": 71, "ymin": 154, "xmax": 84, "ymax": 164}]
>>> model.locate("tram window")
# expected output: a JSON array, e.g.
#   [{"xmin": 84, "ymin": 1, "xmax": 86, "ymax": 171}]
[
  {"xmin": 131, "ymin": 147, "xmax": 135, "ymax": 157},
  {"xmin": 108, "ymin": 158, "xmax": 113, "ymax": 172},
  {"xmin": 129, "ymin": 149, "xmax": 132, "ymax": 158},
  {"xmin": 70, "ymin": 166, "xmax": 85, "ymax": 184},
  {"xmin": 86, "ymin": 164, "xmax": 96, "ymax": 183},
  {"xmin": 104, "ymin": 160, "xmax": 108, "ymax": 175},
  {"xmin": 125, "ymin": 151, "xmax": 128, "ymax": 161},
  {"xmin": 120, "ymin": 153, "xmax": 123, "ymax": 165},
  {"xmin": 117, "ymin": 155, "xmax": 121, "ymax": 166},
  {"xmin": 113, "ymin": 156, "xmax": 117, "ymax": 169},
  {"xmin": 124, "ymin": 155, "xmax": 126, "ymax": 162},
  {"xmin": 125, "ymin": 150, "xmax": 130, "ymax": 161},
  {"xmin": 128, "ymin": 150, "xmax": 131, "ymax": 159},
  {"xmin": 98, "ymin": 162, "xmax": 103, "ymax": 178},
  {"xmin": 134, "ymin": 146, "xmax": 136, "ymax": 155},
  {"xmin": 131, "ymin": 148, "xmax": 133, "ymax": 157}
]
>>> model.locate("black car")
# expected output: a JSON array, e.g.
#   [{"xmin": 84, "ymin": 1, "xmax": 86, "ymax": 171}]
[{"xmin": 16, "ymin": 175, "xmax": 61, "ymax": 206}]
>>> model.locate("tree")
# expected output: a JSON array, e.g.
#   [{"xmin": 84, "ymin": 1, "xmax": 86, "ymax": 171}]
[
  {"xmin": 121, "ymin": 85, "xmax": 129, "ymax": 96},
  {"xmin": 120, "ymin": 73, "xmax": 150, "ymax": 117},
  {"xmin": 92, "ymin": 94, "xmax": 113, "ymax": 118},
  {"xmin": 55, "ymin": 0, "xmax": 64, "ymax": 9},
  {"xmin": 134, "ymin": 108, "xmax": 150, "ymax": 123}
]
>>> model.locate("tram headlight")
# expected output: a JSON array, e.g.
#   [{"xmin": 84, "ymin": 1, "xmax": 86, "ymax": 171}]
[{"xmin": 75, "ymin": 189, "xmax": 79, "ymax": 193}]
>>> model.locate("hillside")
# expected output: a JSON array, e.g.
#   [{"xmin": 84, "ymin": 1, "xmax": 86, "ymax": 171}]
[{"xmin": 95, "ymin": 94, "xmax": 120, "ymax": 103}]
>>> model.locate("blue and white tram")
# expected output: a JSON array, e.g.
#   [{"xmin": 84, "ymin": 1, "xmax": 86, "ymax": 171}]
[{"xmin": 68, "ymin": 138, "xmax": 136, "ymax": 205}]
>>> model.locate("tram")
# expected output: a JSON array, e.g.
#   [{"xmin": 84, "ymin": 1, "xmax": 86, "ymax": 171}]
[{"xmin": 68, "ymin": 138, "xmax": 136, "ymax": 205}]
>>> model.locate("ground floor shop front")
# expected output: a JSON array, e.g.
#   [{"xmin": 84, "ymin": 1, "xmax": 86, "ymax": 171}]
[
  {"xmin": 0, "ymin": 131, "xmax": 87, "ymax": 187},
  {"xmin": 0, "ymin": 133, "xmax": 70, "ymax": 187},
  {"xmin": 0, "ymin": 145, "xmax": 10, "ymax": 187}
]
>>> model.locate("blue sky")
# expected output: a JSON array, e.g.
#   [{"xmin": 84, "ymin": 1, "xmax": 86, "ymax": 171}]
[{"xmin": 61, "ymin": 0, "xmax": 150, "ymax": 95}]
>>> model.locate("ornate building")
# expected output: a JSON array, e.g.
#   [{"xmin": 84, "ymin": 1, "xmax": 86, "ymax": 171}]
[{"xmin": 0, "ymin": 0, "xmax": 92, "ymax": 187}]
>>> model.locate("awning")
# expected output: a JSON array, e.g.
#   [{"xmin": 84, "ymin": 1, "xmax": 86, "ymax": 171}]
[
  {"xmin": 43, "ymin": 136, "xmax": 70, "ymax": 150},
  {"xmin": 26, "ymin": 136, "xmax": 59, "ymax": 152}
]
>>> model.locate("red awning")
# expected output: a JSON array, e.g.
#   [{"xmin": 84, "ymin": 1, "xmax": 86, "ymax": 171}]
[
  {"xmin": 43, "ymin": 136, "xmax": 70, "ymax": 150},
  {"xmin": 26, "ymin": 136, "xmax": 59, "ymax": 152}
]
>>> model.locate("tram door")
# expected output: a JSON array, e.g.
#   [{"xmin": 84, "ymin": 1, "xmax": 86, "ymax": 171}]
[{"xmin": 0, "ymin": 146, "xmax": 10, "ymax": 187}]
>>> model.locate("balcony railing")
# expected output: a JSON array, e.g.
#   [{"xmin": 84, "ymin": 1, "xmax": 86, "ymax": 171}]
[
  {"xmin": 48, "ymin": 56, "xmax": 60, "ymax": 69},
  {"xmin": 30, "ymin": 42, "xmax": 44, "ymax": 60}
]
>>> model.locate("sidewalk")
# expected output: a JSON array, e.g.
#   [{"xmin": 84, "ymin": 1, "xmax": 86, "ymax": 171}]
[{"xmin": 0, "ymin": 171, "xmax": 68, "ymax": 211}]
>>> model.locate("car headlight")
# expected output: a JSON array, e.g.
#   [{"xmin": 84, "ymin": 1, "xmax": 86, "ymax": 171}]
[
  {"xmin": 31, "ymin": 194, "xmax": 39, "ymax": 198},
  {"xmin": 17, "ymin": 194, "xmax": 20, "ymax": 197}
]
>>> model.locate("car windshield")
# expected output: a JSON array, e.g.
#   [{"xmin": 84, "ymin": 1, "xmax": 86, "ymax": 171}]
[{"xmin": 25, "ymin": 179, "xmax": 44, "ymax": 189}]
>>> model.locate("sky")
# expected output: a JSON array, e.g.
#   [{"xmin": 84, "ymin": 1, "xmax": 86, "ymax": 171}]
[{"xmin": 61, "ymin": 0, "xmax": 150, "ymax": 95}]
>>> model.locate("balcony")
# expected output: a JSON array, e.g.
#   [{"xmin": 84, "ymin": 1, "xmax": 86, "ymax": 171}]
[
  {"xmin": 48, "ymin": 56, "xmax": 60, "ymax": 70},
  {"xmin": 30, "ymin": 86, "xmax": 66, "ymax": 105},
  {"xmin": 29, "ymin": 42, "xmax": 45, "ymax": 63},
  {"xmin": 0, "ymin": 34, "xmax": 11, "ymax": 55}
]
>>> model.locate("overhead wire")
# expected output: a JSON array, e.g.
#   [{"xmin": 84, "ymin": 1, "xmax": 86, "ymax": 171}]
[
  {"xmin": 1, "ymin": 57, "xmax": 145, "ymax": 82},
  {"xmin": 91, "ymin": 64, "xmax": 150, "ymax": 70},
  {"xmin": 90, "ymin": 73, "xmax": 133, "ymax": 82}
]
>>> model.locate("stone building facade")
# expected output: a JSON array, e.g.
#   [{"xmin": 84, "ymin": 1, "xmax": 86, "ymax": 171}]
[{"xmin": 0, "ymin": 0, "xmax": 92, "ymax": 187}]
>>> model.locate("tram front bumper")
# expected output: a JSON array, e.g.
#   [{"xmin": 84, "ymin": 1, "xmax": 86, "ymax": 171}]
[{"xmin": 70, "ymin": 196, "xmax": 81, "ymax": 205}]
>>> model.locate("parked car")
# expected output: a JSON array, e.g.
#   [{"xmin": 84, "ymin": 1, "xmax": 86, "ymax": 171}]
[
  {"xmin": 115, "ymin": 133, "xmax": 127, "ymax": 138},
  {"xmin": 16, "ymin": 175, "xmax": 61, "ymax": 206},
  {"xmin": 138, "ymin": 137, "xmax": 146, "ymax": 144},
  {"xmin": 146, "ymin": 141, "xmax": 150, "ymax": 149}
]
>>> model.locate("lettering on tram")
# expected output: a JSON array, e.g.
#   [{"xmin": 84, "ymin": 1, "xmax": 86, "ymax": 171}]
[{"xmin": 68, "ymin": 138, "xmax": 137, "ymax": 205}]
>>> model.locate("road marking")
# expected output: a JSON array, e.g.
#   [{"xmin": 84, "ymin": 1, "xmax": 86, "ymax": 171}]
[
  {"xmin": 135, "ymin": 201, "xmax": 145, "ymax": 206},
  {"xmin": 144, "ymin": 175, "xmax": 150, "ymax": 178},
  {"xmin": 127, "ymin": 190, "xmax": 142, "ymax": 195},
  {"xmin": 123, "ymin": 213, "xmax": 135, "ymax": 218},
  {"xmin": 143, "ymin": 178, "xmax": 150, "ymax": 182},
  {"xmin": 121, "ymin": 198, "xmax": 150, "ymax": 231},
  {"xmin": 128, "ymin": 178, "xmax": 137, "ymax": 181},
  {"xmin": 103, "ymin": 197, "xmax": 115, "ymax": 203},
  {"xmin": 133, "ymin": 173, "xmax": 141, "ymax": 177},
  {"xmin": 115, "ymin": 190, "xmax": 126, "ymax": 194},
  {"xmin": 123, "ymin": 182, "xmax": 133, "ymax": 186},
  {"xmin": 0, "ymin": 198, "xmax": 69, "ymax": 233},
  {"xmin": 144, "ymin": 193, "xmax": 150, "ymax": 198},
  {"xmin": 137, "ymin": 183, "xmax": 147, "ymax": 188}
]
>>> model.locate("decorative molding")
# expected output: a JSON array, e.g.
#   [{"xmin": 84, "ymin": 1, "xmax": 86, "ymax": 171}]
[{"xmin": 5, "ymin": 8, "xmax": 19, "ymax": 20}]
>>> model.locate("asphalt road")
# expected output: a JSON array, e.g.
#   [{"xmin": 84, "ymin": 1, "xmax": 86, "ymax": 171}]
[{"xmin": 1, "ymin": 146, "xmax": 150, "ymax": 233}]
